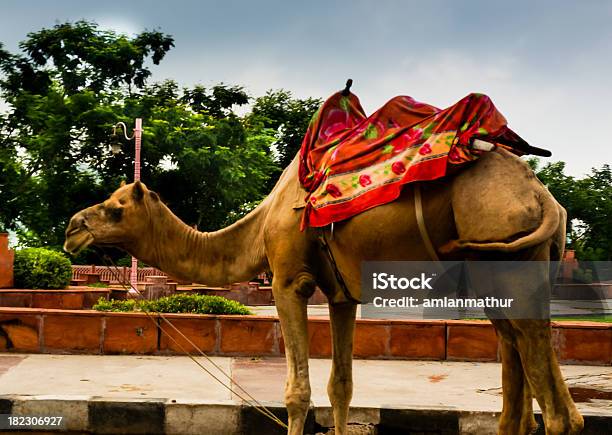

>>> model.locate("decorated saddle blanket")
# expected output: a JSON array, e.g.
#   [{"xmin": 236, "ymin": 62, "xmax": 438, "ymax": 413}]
[{"xmin": 298, "ymin": 91, "xmax": 531, "ymax": 229}]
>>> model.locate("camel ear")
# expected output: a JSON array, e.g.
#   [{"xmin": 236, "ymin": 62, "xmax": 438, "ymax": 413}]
[
  {"xmin": 149, "ymin": 191, "xmax": 159, "ymax": 202},
  {"xmin": 120, "ymin": 180, "xmax": 126, "ymax": 187},
  {"xmin": 132, "ymin": 181, "xmax": 145, "ymax": 201}
]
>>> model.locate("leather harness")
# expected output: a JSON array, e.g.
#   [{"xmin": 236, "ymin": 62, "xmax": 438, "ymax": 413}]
[{"xmin": 317, "ymin": 184, "xmax": 439, "ymax": 304}]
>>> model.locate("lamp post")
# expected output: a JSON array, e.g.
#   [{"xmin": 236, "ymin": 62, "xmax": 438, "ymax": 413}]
[{"xmin": 112, "ymin": 118, "xmax": 143, "ymax": 292}]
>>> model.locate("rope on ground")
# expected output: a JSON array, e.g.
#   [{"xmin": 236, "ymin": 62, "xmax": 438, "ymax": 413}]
[{"xmin": 93, "ymin": 248, "xmax": 288, "ymax": 430}]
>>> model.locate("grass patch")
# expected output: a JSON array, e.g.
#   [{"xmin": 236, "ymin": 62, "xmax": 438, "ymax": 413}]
[
  {"xmin": 551, "ymin": 316, "xmax": 612, "ymax": 323},
  {"xmin": 462, "ymin": 316, "xmax": 612, "ymax": 323},
  {"xmin": 87, "ymin": 282, "xmax": 109, "ymax": 288},
  {"xmin": 93, "ymin": 293, "xmax": 252, "ymax": 315}
]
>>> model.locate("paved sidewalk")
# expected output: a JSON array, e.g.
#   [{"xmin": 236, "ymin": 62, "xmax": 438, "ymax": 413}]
[{"xmin": 0, "ymin": 354, "xmax": 610, "ymax": 434}]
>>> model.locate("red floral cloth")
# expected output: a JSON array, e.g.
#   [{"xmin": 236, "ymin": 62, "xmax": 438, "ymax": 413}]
[{"xmin": 298, "ymin": 91, "xmax": 527, "ymax": 229}]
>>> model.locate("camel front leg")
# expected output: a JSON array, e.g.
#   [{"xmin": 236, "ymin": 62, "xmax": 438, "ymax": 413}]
[
  {"xmin": 273, "ymin": 273, "xmax": 313, "ymax": 435},
  {"xmin": 327, "ymin": 302, "xmax": 357, "ymax": 435}
]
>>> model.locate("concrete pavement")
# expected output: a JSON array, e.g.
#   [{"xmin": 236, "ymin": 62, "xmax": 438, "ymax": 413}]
[{"xmin": 0, "ymin": 354, "xmax": 610, "ymax": 434}]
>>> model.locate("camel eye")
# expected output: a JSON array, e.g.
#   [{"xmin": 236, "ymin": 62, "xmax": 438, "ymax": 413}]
[{"xmin": 107, "ymin": 207, "xmax": 123, "ymax": 222}]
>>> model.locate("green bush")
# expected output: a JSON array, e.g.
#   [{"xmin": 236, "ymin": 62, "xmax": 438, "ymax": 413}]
[
  {"xmin": 93, "ymin": 294, "xmax": 252, "ymax": 315},
  {"xmin": 572, "ymin": 267, "xmax": 594, "ymax": 284},
  {"xmin": 13, "ymin": 248, "xmax": 72, "ymax": 289},
  {"xmin": 92, "ymin": 298, "xmax": 138, "ymax": 312}
]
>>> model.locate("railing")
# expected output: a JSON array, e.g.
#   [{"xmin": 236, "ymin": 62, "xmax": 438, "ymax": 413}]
[
  {"xmin": 71, "ymin": 265, "xmax": 166, "ymax": 284},
  {"xmin": 71, "ymin": 265, "xmax": 271, "ymax": 285}
]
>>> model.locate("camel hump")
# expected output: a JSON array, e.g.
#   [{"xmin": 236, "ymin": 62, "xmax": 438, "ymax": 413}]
[{"xmin": 441, "ymin": 148, "xmax": 561, "ymax": 253}]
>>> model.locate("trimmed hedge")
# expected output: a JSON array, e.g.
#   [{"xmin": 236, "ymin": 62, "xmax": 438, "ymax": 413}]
[
  {"xmin": 14, "ymin": 247, "xmax": 72, "ymax": 289},
  {"xmin": 93, "ymin": 298, "xmax": 138, "ymax": 312},
  {"xmin": 93, "ymin": 293, "xmax": 252, "ymax": 315}
]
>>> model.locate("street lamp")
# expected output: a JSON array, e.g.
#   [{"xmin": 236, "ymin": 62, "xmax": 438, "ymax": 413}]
[{"xmin": 112, "ymin": 119, "xmax": 142, "ymax": 293}]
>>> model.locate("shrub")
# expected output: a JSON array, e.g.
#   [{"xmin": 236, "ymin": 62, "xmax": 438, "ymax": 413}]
[
  {"xmin": 87, "ymin": 282, "xmax": 109, "ymax": 288},
  {"xmin": 93, "ymin": 294, "xmax": 252, "ymax": 315},
  {"xmin": 93, "ymin": 297, "xmax": 137, "ymax": 312},
  {"xmin": 572, "ymin": 267, "xmax": 594, "ymax": 284},
  {"xmin": 143, "ymin": 294, "xmax": 252, "ymax": 315},
  {"xmin": 13, "ymin": 248, "xmax": 72, "ymax": 289}
]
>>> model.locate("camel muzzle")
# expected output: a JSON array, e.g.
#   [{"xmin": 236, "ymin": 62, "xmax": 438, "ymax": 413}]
[{"xmin": 63, "ymin": 213, "xmax": 94, "ymax": 254}]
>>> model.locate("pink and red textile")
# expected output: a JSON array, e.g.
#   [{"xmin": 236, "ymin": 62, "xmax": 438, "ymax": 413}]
[{"xmin": 298, "ymin": 91, "xmax": 527, "ymax": 229}]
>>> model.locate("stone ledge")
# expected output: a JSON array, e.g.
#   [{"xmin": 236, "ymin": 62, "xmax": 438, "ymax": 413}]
[
  {"xmin": 0, "ymin": 308, "xmax": 609, "ymax": 365},
  {"xmin": 0, "ymin": 289, "xmax": 124, "ymax": 310}
]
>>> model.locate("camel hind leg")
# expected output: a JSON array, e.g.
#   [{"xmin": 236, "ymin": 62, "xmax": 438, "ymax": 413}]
[
  {"xmin": 511, "ymin": 319, "xmax": 584, "ymax": 435},
  {"xmin": 491, "ymin": 317, "xmax": 582, "ymax": 435},
  {"xmin": 482, "ymin": 245, "xmax": 583, "ymax": 435},
  {"xmin": 490, "ymin": 318, "xmax": 538, "ymax": 435},
  {"xmin": 327, "ymin": 301, "xmax": 357, "ymax": 435},
  {"xmin": 509, "ymin": 243, "xmax": 583, "ymax": 434}
]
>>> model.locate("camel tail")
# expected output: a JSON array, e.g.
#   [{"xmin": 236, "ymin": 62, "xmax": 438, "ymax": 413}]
[{"xmin": 440, "ymin": 191, "xmax": 561, "ymax": 254}]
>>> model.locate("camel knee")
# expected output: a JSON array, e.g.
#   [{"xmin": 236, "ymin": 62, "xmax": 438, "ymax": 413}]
[
  {"xmin": 285, "ymin": 378, "xmax": 311, "ymax": 416},
  {"xmin": 285, "ymin": 388, "xmax": 311, "ymax": 418},
  {"xmin": 276, "ymin": 272, "xmax": 317, "ymax": 299}
]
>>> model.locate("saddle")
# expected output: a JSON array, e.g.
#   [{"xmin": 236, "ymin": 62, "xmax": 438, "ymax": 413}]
[{"xmin": 298, "ymin": 80, "xmax": 550, "ymax": 229}]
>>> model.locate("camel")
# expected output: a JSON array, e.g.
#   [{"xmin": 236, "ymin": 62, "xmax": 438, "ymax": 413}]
[{"xmin": 64, "ymin": 148, "xmax": 583, "ymax": 435}]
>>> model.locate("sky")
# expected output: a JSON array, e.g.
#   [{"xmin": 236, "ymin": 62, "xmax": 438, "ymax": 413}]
[{"xmin": 1, "ymin": 0, "xmax": 611, "ymax": 176}]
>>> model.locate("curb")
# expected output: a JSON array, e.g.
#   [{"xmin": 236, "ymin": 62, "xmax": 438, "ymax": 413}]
[{"xmin": 0, "ymin": 395, "xmax": 610, "ymax": 434}]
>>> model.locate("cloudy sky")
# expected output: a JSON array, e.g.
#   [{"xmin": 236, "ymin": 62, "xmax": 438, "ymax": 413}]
[{"xmin": 2, "ymin": 0, "xmax": 611, "ymax": 176}]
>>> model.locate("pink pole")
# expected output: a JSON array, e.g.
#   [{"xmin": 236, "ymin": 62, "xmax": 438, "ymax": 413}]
[{"xmin": 130, "ymin": 118, "xmax": 143, "ymax": 292}]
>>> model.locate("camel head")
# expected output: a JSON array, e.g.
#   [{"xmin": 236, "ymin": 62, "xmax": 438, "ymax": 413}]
[{"xmin": 63, "ymin": 180, "xmax": 159, "ymax": 255}]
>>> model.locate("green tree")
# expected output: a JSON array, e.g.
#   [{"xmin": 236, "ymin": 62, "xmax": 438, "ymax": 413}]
[
  {"xmin": 248, "ymin": 89, "xmax": 321, "ymax": 175},
  {"xmin": 0, "ymin": 21, "xmax": 277, "ymax": 255},
  {"xmin": 130, "ymin": 80, "xmax": 277, "ymax": 230},
  {"xmin": 571, "ymin": 165, "xmax": 612, "ymax": 260},
  {"xmin": 0, "ymin": 21, "xmax": 174, "ymax": 246},
  {"xmin": 528, "ymin": 159, "xmax": 612, "ymax": 260}
]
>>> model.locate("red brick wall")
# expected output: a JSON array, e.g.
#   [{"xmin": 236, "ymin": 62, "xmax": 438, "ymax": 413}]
[{"xmin": 0, "ymin": 308, "xmax": 609, "ymax": 365}]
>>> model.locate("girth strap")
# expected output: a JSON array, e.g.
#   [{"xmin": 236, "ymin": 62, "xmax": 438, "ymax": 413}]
[
  {"xmin": 316, "ymin": 184, "xmax": 437, "ymax": 304},
  {"xmin": 414, "ymin": 184, "xmax": 440, "ymax": 262},
  {"xmin": 317, "ymin": 229, "xmax": 361, "ymax": 304}
]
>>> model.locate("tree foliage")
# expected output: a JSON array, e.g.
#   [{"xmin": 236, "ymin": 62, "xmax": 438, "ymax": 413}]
[
  {"xmin": 528, "ymin": 159, "xmax": 612, "ymax": 260},
  {"xmin": 12, "ymin": 21, "xmax": 608, "ymax": 268},
  {"xmin": 248, "ymin": 89, "xmax": 321, "ymax": 174},
  {"xmin": 0, "ymin": 21, "xmax": 175, "ymax": 244},
  {"xmin": 0, "ymin": 21, "xmax": 283, "ymax": 257}
]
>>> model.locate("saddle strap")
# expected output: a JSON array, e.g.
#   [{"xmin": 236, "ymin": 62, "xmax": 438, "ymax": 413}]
[
  {"xmin": 414, "ymin": 184, "xmax": 440, "ymax": 262},
  {"xmin": 317, "ymin": 229, "xmax": 361, "ymax": 304}
]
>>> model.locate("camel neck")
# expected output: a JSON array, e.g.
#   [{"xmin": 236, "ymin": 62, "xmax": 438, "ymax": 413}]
[{"xmin": 132, "ymin": 199, "xmax": 269, "ymax": 286}]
